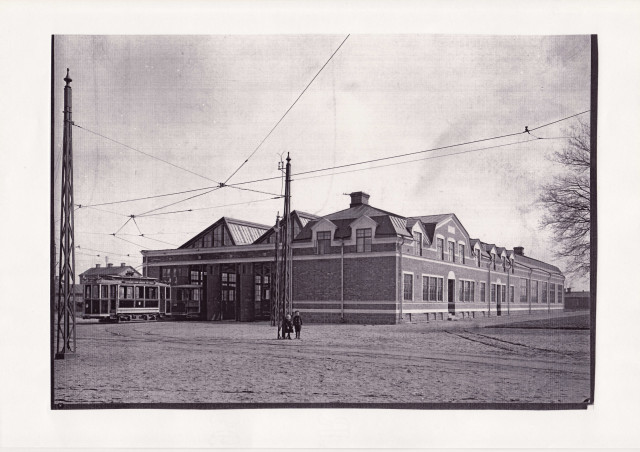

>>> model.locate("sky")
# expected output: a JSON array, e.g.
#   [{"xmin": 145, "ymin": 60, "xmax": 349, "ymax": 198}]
[{"xmin": 53, "ymin": 34, "xmax": 591, "ymax": 288}]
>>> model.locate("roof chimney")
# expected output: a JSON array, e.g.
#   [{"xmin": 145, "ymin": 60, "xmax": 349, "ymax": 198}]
[
  {"xmin": 514, "ymin": 246, "xmax": 524, "ymax": 256},
  {"xmin": 121, "ymin": 262, "xmax": 126, "ymax": 267},
  {"xmin": 349, "ymin": 191, "xmax": 370, "ymax": 208},
  {"xmin": 95, "ymin": 264, "xmax": 101, "ymax": 268},
  {"xmin": 107, "ymin": 263, "xmax": 113, "ymax": 268}
]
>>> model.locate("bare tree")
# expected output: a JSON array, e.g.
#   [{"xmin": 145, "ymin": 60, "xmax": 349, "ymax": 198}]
[{"xmin": 539, "ymin": 118, "xmax": 591, "ymax": 278}]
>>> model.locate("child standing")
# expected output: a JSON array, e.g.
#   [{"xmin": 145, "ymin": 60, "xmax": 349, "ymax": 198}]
[
  {"xmin": 292, "ymin": 311, "xmax": 303, "ymax": 339},
  {"xmin": 283, "ymin": 314, "xmax": 293, "ymax": 340}
]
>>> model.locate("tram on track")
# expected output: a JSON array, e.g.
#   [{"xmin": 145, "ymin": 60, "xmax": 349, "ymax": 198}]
[
  {"xmin": 168, "ymin": 284, "xmax": 202, "ymax": 319},
  {"xmin": 82, "ymin": 275, "xmax": 171, "ymax": 322}
]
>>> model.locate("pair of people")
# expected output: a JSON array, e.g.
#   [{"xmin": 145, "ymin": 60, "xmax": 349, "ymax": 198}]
[{"xmin": 281, "ymin": 311, "xmax": 303, "ymax": 340}]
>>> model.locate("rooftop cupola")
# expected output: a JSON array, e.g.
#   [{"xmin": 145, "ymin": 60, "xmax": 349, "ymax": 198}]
[{"xmin": 349, "ymin": 191, "xmax": 370, "ymax": 207}]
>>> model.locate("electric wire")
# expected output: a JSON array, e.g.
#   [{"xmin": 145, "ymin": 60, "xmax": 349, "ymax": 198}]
[
  {"xmin": 137, "ymin": 196, "xmax": 283, "ymax": 218},
  {"xmin": 223, "ymin": 34, "xmax": 351, "ymax": 185}
]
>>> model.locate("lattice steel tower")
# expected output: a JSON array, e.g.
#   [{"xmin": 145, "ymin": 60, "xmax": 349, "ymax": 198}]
[{"xmin": 55, "ymin": 68, "xmax": 77, "ymax": 359}]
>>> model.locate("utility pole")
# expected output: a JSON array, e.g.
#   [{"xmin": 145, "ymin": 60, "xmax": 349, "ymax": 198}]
[
  {"xmin": 281, "ymin": 154, "xmax": 293, "ymax": 320},
  {"xmin": 56, "ymin": 69, "xmax": 77, "ymax": 359},
  {"xmin": 273, "ymin": 213, "xmax": 280, "ymax": 334}
]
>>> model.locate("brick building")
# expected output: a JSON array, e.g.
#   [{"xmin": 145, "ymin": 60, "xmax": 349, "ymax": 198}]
[{"xmin": 141, "ymin": 192, "xmax": 565, "ymax": 324}]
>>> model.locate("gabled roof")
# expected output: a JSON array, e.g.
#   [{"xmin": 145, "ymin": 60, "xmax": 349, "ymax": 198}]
[
  {"xmin": 180, "ymin": 216, "xmax": 271, "ymax": 248},
  {"xmin": 80, "ymin": 265, "xmax": 141, "ymax": 278},
  {"xmin": 408, "ymin": 214, "xmax": 453, "ymax": 242}
]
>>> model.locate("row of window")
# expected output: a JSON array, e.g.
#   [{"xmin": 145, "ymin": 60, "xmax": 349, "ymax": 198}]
[
  {"xmin": 316, "ymin": 228, "xmax": 373, "ymax": 254},
  {"xmin": 187, "ymin": 224, "xmax": 233, "ymax": 249},
  {"xmin": 402, "ymin": 275, "xmax": 563, "ymax": 303},
  {"xmin": 520, "ymin": 279, "xmax": 563, "ymax": 303},
  {"xmin": 84, "ymin": 284, "xmax": 165, "ymax": 300}
]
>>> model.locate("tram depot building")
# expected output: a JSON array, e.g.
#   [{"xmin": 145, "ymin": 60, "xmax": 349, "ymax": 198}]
[{"xmin": 141, "ymin": 192, "xmax": 565, "ymax": 324}]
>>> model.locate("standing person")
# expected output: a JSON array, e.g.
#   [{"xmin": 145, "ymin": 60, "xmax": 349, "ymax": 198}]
[
  {"xmin": 292, "ymin": 311, "xmax": 303, "ymax": 339},
  {"xmin": 283, "ymin": 314, "xmax": 293, "ymax": 340}
]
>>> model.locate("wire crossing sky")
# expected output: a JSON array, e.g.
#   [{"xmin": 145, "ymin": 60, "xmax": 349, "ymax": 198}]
[{"xmin": 53, "ymin": 35, "xmax": 591, "ymax": 287}]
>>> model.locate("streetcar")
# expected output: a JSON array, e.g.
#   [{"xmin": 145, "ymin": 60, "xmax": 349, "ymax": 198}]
[
  {"xmin": 82, "ymin": 275, "xmax": 171, "ymax": 322},
  {"xmin": 167, "ymin": 284, "xmax": 202, "ymax": 320}
]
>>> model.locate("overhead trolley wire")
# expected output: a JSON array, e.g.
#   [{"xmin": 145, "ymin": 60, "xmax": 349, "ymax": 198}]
[
  {"xmin": 137, "ymin": 195, "xmax": 283, "ymax": 218},
  {"xmin": 222, "ymin": 34, "xmax": 351, "ymax": 185}
]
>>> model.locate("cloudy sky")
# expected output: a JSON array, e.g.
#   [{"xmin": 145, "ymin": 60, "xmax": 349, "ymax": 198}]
[{"xmin": 53, "ymin": 35, "xmax": 591, "ymax": 287}]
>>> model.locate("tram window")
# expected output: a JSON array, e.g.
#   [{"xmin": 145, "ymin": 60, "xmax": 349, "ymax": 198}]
[
  {"xmin": 120, "ymin": 286, "xmax": 134, "ymax": 299},
  {"xmin": 165, "ymin": 287, "xmax": 171, "ymax": 300},
  {"xmin": 85, "ymin": 285, "xmax": 91, "ymax": 298},
  {"xmin": 145, "ymin": 287, "xmax": 157, "ymax": 299},
  {"xmin": 101, "ymin": 285, "xmax": 108, "ymax": 299},
  {"xmin": 192, "ymin": 289, "xmax": 199, "ymax": 301},
  {"xmin": 92, "ymin": 285, "xmax": 99, "ymax": 298},
  {"xmin": 110, "ymin": 285, "xmax": 116, "ymax": 298}
]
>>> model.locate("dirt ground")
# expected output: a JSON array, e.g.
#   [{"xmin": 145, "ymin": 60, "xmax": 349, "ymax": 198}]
[{"xmin": 53, "ymin": 311, "xmax": 591, "ymax": 405}]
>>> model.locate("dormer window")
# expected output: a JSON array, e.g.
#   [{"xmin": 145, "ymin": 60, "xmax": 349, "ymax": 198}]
[
  {"xmin": 502, "ymin": 256, "xmax": 506, "ymax": 271},
  {"xmin": 476, "ymin": 251, "xmax": 481, "ymax": 267},
  {"xmin": 413, "ymin": 232, "xmax": 423, "ymax": 256},
  {"xmin": 491, "ymin": 253, "xmax": 496, "ymax": 270},
  {"xmin": 356, "ymin": 228, "xmax": 372, "ymax": 253},
  {"xmin": 316, "ymin": 231, "xmax": 331, "ymax": 255}
]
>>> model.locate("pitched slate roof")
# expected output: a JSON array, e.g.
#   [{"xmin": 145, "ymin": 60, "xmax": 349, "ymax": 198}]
[
  {"xmin": 514, "ymin": 254, "xmax": 562, "ymax": 274},
  {"xmin": 80, "ymin": 265, "xmax": 141, "ymax": 279},
  {"xmin": 294, "ymin": 203, "xmax": 412, "ymax": 242},
  {"xmin": 407, "ymin": 214, "xmax": 453, "ymax": 242}
]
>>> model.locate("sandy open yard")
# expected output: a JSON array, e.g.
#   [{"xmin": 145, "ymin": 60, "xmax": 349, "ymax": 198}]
[{"xmin": 53, "ymin": 311, "xmax": 591, "ymax": 406}]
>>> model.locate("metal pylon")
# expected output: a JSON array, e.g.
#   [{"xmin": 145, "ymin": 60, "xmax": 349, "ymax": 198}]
[{"xmin": 55, "ymin": 68, "xmax": 77, "ymax": 359}]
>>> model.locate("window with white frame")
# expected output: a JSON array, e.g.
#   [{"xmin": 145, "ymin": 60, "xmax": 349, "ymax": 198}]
[
  {"xmin": 437, "ymin": 238, "xmax": 444, "ymax": 260},
  {"xmin": 520, "ymin": 278, "xmax": 528, "ymax": 303},
  {"xmin": 550, "ymin": 283, "xmax": 556, "ymax": 303},
  {"xmin": 403, "ymin": 273, "xmax": 413, "ymax": 301},
  {"xmin": 459, "ymin": 243, "xmax": 465, "ymax": 264},
  {"xmin": 448, "ymin": 241, "xmax": 455, "ymax": 262},
  {"xmin": 422, "ymin": 275, "xmax": 444, "ymax": 302},
  {"xmin": 542, "ymin": 282, "xmax": 548, "ymax": 304},
  {"xmin": 480, "ymin": 282, "xmax": 486, "ymax": 302},
  {"xmin": 491, "ymin": 283, "xmax": 496, "ymax": 302}
]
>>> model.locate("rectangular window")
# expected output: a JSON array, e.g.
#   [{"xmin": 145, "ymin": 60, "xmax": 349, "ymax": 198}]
[
  {"xmin": 84, "ymin": 285, "xmax": 91, "ymax": 299},
  {"xmin": 135, "ymin": 286, "xmax": 145, "ymax": 299},
  {"xmin": 317, "ymin": 231, "xmax": 331, "ymax": 255},
  {"xmin": 437, "ymin": 238, "xmax": 444, "ymax": 260},
  {"xmin": 459, "ymin": 281, "xmax": 464, "ymax": 302},
  {"xmin": 414, "ymin": 232, "xmax": 423, "ymax": 256},
  {"xmin": 464, "ymin": 281, "xmax": 471, "ymax": 302},
  {"xmin": 448, "ymin": 241, "xmax": 455, "ymax": 262},
  {"xmin": 429, "ymin": 277, "xmax": 438, "ymax": 301},
  {"xmin": 520, "ymin": 279, "xmax": 528, "ymax": 303},
  {"xmin": 459, "ymin": 244, "xmax": 465, "ymax": 264},
  {"xmin": 480, "ymin": 282, "xmax": 486, "ymax": 302},
  {"xmin": 550, "ymin": 283, "xmax": 556, "ymax": 303},
  {"xmin": 542, "ymin": 282, "xmax": 548, "ymax": 304},
  {"xmin": 403, "ymin": 274, "xmax": 413, "ymax": 301},
  {"xmin": 470, "ymin": 281, "xmax": 475, "ymax": 302},
  {"xmin": 356, "ymin": 228, "xmax": 372, "ymax": 253},
  {"xmin": 558, "ymin": 285, "xmax": 563, "ymax": 304},
  {"xmin": 203, "ymin": 231, "xmax": 212, "ymax": 248},
  {"xmin": 492, "ymin": 254, "xmax": 496, "ymax": 270},
  {"xmin": 100, "ymin": 285, "xmax": 108, "ymax": 299},
  {"xmin": 532, "ymin": 281, "xmax": 539, "ymax": 303},
  {"xmin": 145, "ymin": 286, "xmax": 157, "ymax": 300},
  {"xmin": 510, "ymin": 285, "xmax": 515, "ymax": 303},
  {"xmin": 422, "ymin": 276, "xmax": 429, "ymax": 301},
  {"xmin": 502, "ymin": 256, "xmax": 506, "ymax": 271},
  {"xmin": 476, "ymin": 251, "xmax": 481, "ymax": 267},
  {"xmin": 92, "ymin": 285, "xmax": 99, "ymax": 298},
  {"xmin": 491, "ymin": 284, "xmax": 496, "ymax": 302}
]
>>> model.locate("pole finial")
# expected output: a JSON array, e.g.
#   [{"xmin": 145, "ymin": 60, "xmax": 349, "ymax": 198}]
[
  {"xmin": 286, "ymin": 152, "xmax": 291, "ymax": 162},
  {"xmin": 64, "ymin": 68, "xmax": 72, "ymax": 85}
]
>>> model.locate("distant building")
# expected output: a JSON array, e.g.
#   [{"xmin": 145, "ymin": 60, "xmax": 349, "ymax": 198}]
[
  {"xmin": 564, "ymin": 289, "xmax": 590, "ymax": 311},
  {"xmin": 142, "ymin": 192, "xmax": 565, "ymax": 324},
  {"xmin": 79, "ymin": 262, "xmax": 141, "ymax": 284}
]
